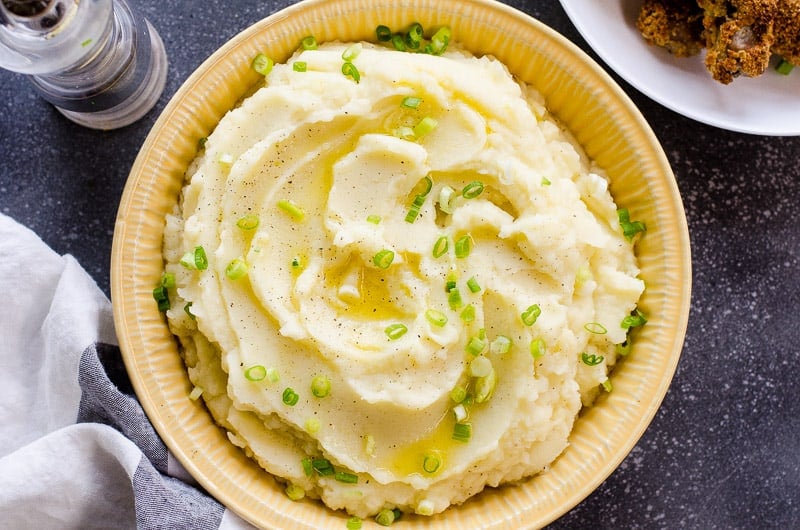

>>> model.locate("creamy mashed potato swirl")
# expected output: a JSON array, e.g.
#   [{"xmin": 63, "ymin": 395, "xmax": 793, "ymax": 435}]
[{"xmin": 163, "ymin": 41, "xmax": 645, "ymax": 518}]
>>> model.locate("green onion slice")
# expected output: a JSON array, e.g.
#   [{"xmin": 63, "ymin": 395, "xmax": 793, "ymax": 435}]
[
  {"xmin": 334, "ymin": 471, "xmax": 359, "ymax": 484},
  {"xmin": 251, "ymin": 53, "xmax": 273, "ymax": 76},
  {"xmin": 375, "ymin": 508, "xmax": 396, "ymax": 526},
  {"xmin": 459, "ymin": 304, "xmax": 475, "ymax": 322},
  {"xmin": 616, "ymin": 339, "xmax": 632, "ymax": 356},
  {"xmin": 465, "ymin": 336, "xmax": 485, "ymax": 356},
  {"xmin": 461, "ymin": 181, "xmax": 484, "ymax": 199},
  {"xmin": 266, "ymin": 367, "xmax": 280, "ymax": 382},
  {"xmin": 301, "ymin": 35, "xmax": 318, "ymax": 50},
  {"xmin": 342, "ymin": 43, "xmax": 362, "ymax": 62},
  {"xmin": 454, "ymin": 235, "xmax": 472, "ymax": 259},
  {"xmin": 401, "ymin": 96, "xmax": 423, "ymax": 109},
  {"xmin": 413, "ymin": 116, "xmax": 438, "ymax": 137},
  {"xmin": 391, "ymin": 33, "xmax": 406, "ymax": 51},
  {"xmin": 366, "ymin": 214, "xmax": 382, "ymax": 224},
  {"xmin": 429, "ymin": 26, "xmax": 451, "ymax": 55},
  {"xmin": 375, "ymin": 25, "xmax": 392, "ymax": 41},
  {"xmin": 293, "ymin": 61, "xmax": 307, "ymax": 72},
  {"xmin": 282, "ymin": 387, "xmax": 300, "ymax": 406},
  {"xmin": 584, "ymin": 322, "xmax": 608, "ymax": 334},
  {"xmin": 602, "ymin": 379, "xmax": 613, "ymax": 392},
  {"xmin": 278, "ymin": 199, "xmax": 305, "ymax": 221},
  {"xmin": 342, "ymin": 61, "xmax": 360, "ymax": 82},
  {"xmin": 372, "ymin": 249, "xmax": 395, "ymax": 269},
  {"xmin": 617, "ymin": 208, "xmax": 646, "ymax": 241},
  {"xmin": 160, "ymin": 272, "xmax": 176, "ymax": 289},
  {"xmin": 448, "ymin": 287, "xmax": 463, "ymax": 310},
  {"xmin": 621, "ymin": 309, "xmax": 647, "ymax": 329},
  {"xmin": 305, "ymin": 417, "xmax": 321, "ymax": 434},
  {"xmin": 422, "ymin": 453, "xmax": 441, "ymax": 474},
  {"xmin": 490, "ymin": 335, "xmax": 512, "ymax": 355},
  {"xmin": 285, "ymin": 483, "xmax": 305, "ymax": 501},
  {"xmin": 466, "ymin": 276, "xmax": 481, "ymax": 293},
  {"xmin": 312, "ymin": 457, "xmax": 334, "ymax": 476},
  {"xmin": 437, "ymin": 185, "xmax": 456, "ymax": 214},
  {"xmin": 469, "ymin": 355, "xmax": 492, "ymax": 377},
  {"xmin": 225, "ymin": 257, "xmax": 248, "ymax": 280},
  {"xmin": 530, "ymin": 337, "xmax": 546, "ymax": 359},
  {"xmin": 311, "ymin": 375, "xmax": 331, "ymax": 398},
  {"xmin": 432, "ymin": 235, "xmax": 449, "ymax": 258},
  {"xmin": 183, "ymin": 302, "xmax": 195, "ymax": 320},
  {"xmin": 425, "ymin": 308, "xmax": 448, "ymax": 327},
  {"xmin": 385, "ymin": 323, "xmax": 408, "ymax": 340},
  {"xmin": 236, "ymin": 214, "xmax": 259, "ymax": 230},
  {"xmin": 521, "ymin": 304, "xmax": 541, "ymax": 326},
  {"xmin": 581, "ymin": 352, "xmax": 604, "ymax": 366},
  {"xmin": 450, "ymin": 385, "xmax": 467, "ymax": 404},
  {"xmin": 244, "ymin": 365, "xmax": 267, "ymax": 381},
  {"xmin": 776, "ymin": 58, "xmax": 794, "ymax": 75},
  {"xmin": 452, "ymin": 422, "xmax": 472, "ymax": 443},
  {"xmin": 301, "ymin": 457, "xmax": 313, "ymax": 476}
]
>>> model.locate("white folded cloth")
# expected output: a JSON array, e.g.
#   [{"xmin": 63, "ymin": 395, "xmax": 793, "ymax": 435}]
[{"xmin": 0, "ymin": 213, "xmax": 254, "ymax": 530}]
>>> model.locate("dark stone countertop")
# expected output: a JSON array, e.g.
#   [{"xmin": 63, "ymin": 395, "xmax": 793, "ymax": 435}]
[{"xmin": 1, "ymin": 1, "xmax": 798, "ymax": 528}]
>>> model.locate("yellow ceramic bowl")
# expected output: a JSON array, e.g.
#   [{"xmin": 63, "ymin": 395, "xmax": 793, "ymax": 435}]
[{"xmin": 111, "ymin": 0, "xmax": 691, "ymax": 528}]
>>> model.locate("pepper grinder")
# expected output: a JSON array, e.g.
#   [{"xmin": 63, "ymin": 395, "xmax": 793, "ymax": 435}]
[{"xmin": 0, "ymin": 0, "xmax": 168, "ymax": 130}]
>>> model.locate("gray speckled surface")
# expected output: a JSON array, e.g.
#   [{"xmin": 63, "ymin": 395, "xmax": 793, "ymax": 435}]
[{"xmin": 1, "ymin": 1, "xmax": 798, "ymax": 528}]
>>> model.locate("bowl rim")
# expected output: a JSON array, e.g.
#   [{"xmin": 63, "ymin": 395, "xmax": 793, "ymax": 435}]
[{"xmin": 111, "ymin": 0, "xmax": 691, "ymax": 528}]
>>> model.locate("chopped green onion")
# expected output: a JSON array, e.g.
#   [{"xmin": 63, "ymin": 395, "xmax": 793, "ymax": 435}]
[
  {"xmin": 452, "ymin": 403, "xmax": 468, "ymax": 422},
  {"xmin": 285, "ymin": 483, "xmax": 305, "ymax": 501},
  {"xmin": 401, "ymin": 96, "xmax": 423, "ymax": 109},
  {"xmin": 413, "ymin": 116, "xmax": 438, "ymax": 137},
  {"xmin": 236, "ymin": 213, "xmax": 259, "ymax": 230},
  {"xmin": 305, "ymin": 417, "xmax": 321, "ymax": 434},
  {"xmin": 581, "ymin": 352, "xmax": 604, "ymax": 366},
  {"xmin": 616, "ymin": 339, "xmax": 632, "ymax": 356},
  {"xmin": 153, "ymin": 284, "xmax": 170, "ymax": 312},
  {"xmin": 160, "ymin": 272, "xmax": 176, "ymax": 289},
  {"xmin": 448, "ymin": 287, "xmax": 463, "ymax": 310},
  {"xmin": 602, "ymin": 379, "xmax": 613, "ymax": 392},
  {"xmin": 291, "ymin": 256, "xmax": 304, "ymax": 270},
  {"xmin": 375, "ymin": 508, "xmax": 396, "ymax": 526},
  {"xmin": 301, "ymin": 457, "xmax": 313, "ymax": 476},
  {"xmin": 394, "ymin": 125, "xmax": 415, "ymax": 140},
  {"xmin": 342, "ymin": 61, "xmax": 360, "ymax": 82},
  {"xmin": 450, "ymin": 385, "xmax": 467, "ymax": 404},
  {"xmin": 466, "ymin": 276, "xmax": 481, "ymax": 293},
  {"xmin": 179, "ymin": 245, "xmax": 208, "ymax": 271},
  {"xmin": 372, "ymin": 249, "xmax": 395, "ymax": 269},
  {"xmin": 301, "ymin": 35, "xmax": 318, "ymax": 50},
  {"xmin": 465, "ymin": 336, "xmax": 485, "ymax": 356},
  {"xmin": 417, "ymin": 499, "xmax": 435, "ymax": 516},
  {"xmin": 437, "ymin": 185, "xmax": 456, "ymax": 214},
  {"xmin": 216, "ymin": 152, "xmax": 234, "ymax": 168},
  {"xmin": 312, "ymin": 457, "xmax": 334, "ymax": 476},
  {"xmin": 541, "ymin": 176, "xmax": 552, "ymax": 186},
  {"xmin": 424, "ymin": 308, "xmax": 448, "ymax": 327},
  {"xmin": 334, "ymin": 471, "xmax": 359, "ymax": 484},
  {"xmin": 293, "ymin": 61, "xmax": 307, "ymax": 72},
  {"xmin": 385, "ymin": 323, "xmax": 408, "ymax": 340},
  {"xmin": 251, "ymin": 53, "xmax": 273, "ymax": 76},
  {"xmin": 469, "ymin": 355, "xmax": 492, "ymax": 377},
  {"xmin": 490, "ymin": 335, "xmax": 512, "ymax": 355},
  {"xmin": 347, "ymin": 516, "xmax": 363, "ymax": 530},
  {"xmin": 474, "ymin": 368, "xmax": 496, "ymax": 403},
  {"xmin": 521, "ymin": 304, "xmax": 541, "ymax": 326},
  {"xmin": 432, "ymin": 235, "xmax": 449, "ymax": 258},
  {"xmin": 530, "ymin": 338, "xmax": 546, "ymax": 359},
  {"xmin": 197, "ymin": 136, "xmax": 208, "ymax": 150},
  {"xmin": 282, "ymin": 387, "xmax": 300, "ymax": 406},
  {"xmin": 184, "ymin": 302, "xmax": 195, "ymax": 320},
  {"xmin": 391, "ymin": 33, "xmax": 406, "ymax": 51},
  {"xmin": 454, "ymin": 235, "xmax": 472, "ymax": 259},
  {"xmin": 225, "ymin": 257, "xmax": 248, "ymax": 280},
  {"xmin": 584, "ymin": 322, "xmax": 608, "ymax": 334},
  {"xmin": 375, "ymin": 25, "xmax": 392, "ymax": 42},
  {"xmin": 342, "ymin": 43, "xmax": 362, "ymax": 62},
  {"xmin": 266, "ymin": 367, "xmax": 280, "ymax": 382},
  {"xmin": 405, "ymin": 22, "xmax": 424, "ymax": 48},
  {"xmin": 422, "ymin": 453, "xmax": 441, "ymax": 473},
  {"xmin": 776, "ymin": 58, "xmax": 794, "ymax": 75},
  {"xmin": 278, "ymin": 199, "xmax": 305, "ymax": 221},
  {"xmin": 429, "ymin": 26, "xmax": 451, "ymax": 55},
  {"xmin": 405, "ymin": 204, "xmax": 421, "ymax": 223},
  {"xmin": 311, "ymin": 375, "xmax": 331, "ymax": 398},
  {"xmin": 621, "ymin": 309, "xmax": 647, "ymax": 329},
  {"xmin": 418, "ymin": 175, "xmax": 433, "ymax": 197},
  {"xmin": 445, "ymin": 276, "xmax": 457, "ymax": 292},
  {"xmin": 461, "ymin": 181, "xmax": 484, "ymax": 199},
  {"xmin": 81, "ymin": 37, "xmax": 93, "ymax": 47},
  {"xmin": 617, "ymin": 208, "xmax": 646, "ymax": 241},
  {"xmin": 366, "ymin": 214, "xmax": 382, "ymax": 224},
  {"xmin": 452, "ymin": 422, "xmax": 472, "ymax": 443},
  {"xmin": 244, "ymin": 365, "xmax": 267, "ymax": 381},
  {"xmin": 188, "ymin": 386, "xmax": 203, "ymax": 401},
  {"xmin": 459, "ymin": 304, "xmax": 475, "ymax": 322}
]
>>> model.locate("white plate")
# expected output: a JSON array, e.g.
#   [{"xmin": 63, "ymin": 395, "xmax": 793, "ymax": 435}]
[{"xmin": 559, "ymin": 0, "xmax": 800, "ymax": 135}]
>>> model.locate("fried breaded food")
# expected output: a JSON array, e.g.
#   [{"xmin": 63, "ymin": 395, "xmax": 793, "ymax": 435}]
[
  {"xmin": 637, "ymin": 0, "xmax": 705, "ymax": 56},
  {"xmin": 637, "ymin": 0, "xmax": 800, "ymax": 84}
]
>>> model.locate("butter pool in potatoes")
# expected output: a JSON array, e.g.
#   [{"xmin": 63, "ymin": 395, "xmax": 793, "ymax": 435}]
[{"xmin": 161, "ymin": 38, "xmax": 645, "ymax": 519}]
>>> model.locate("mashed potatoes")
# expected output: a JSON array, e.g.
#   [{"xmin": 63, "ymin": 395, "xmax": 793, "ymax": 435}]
[{"xmin": 162, "ymin": 39, "xmax": 645, "ymax": 519}]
